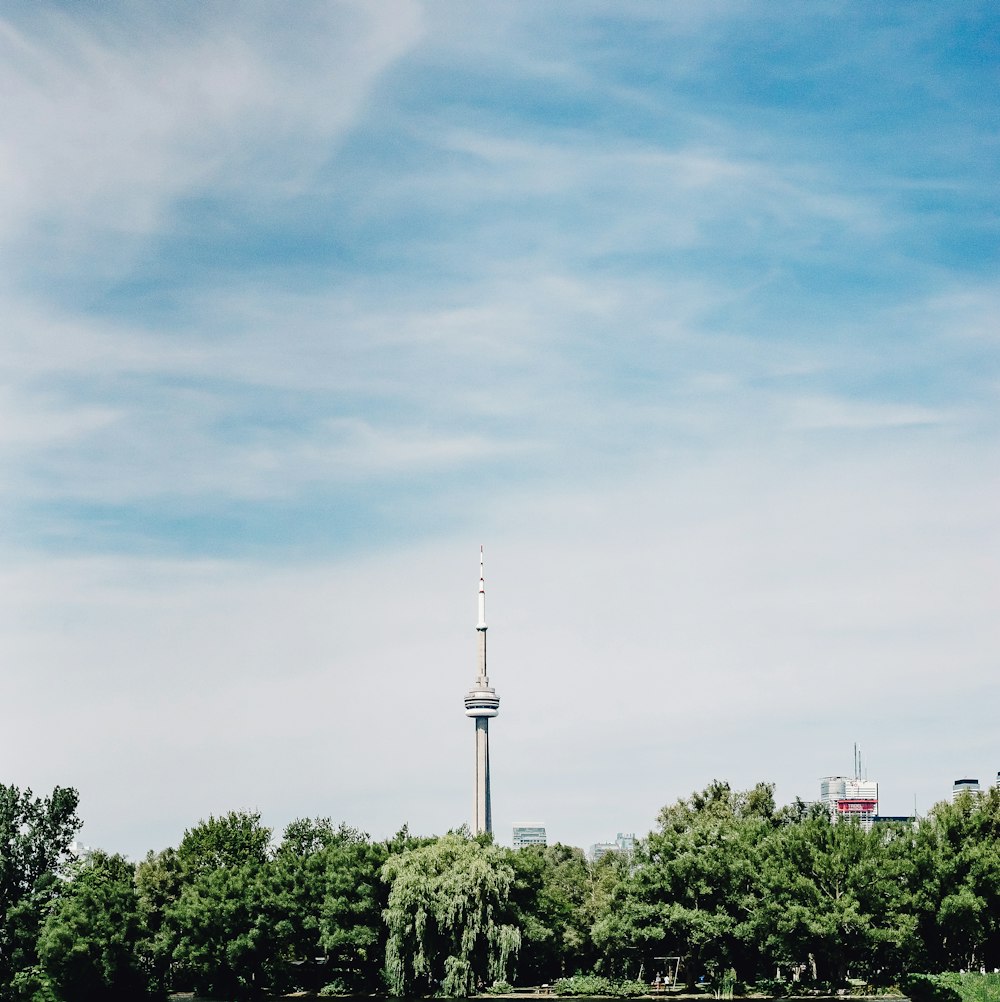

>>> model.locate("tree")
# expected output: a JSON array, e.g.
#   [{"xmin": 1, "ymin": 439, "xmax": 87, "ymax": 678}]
[
  {"xmin": 912, "ymin": 789, "xmax": 1000, "ymax": 971},
  {"xmin": 581, "ymin": 846, "xmax": 631, "ymax": 977},
  {"xmin": 382, "ymin": 832, "xmax": 521, "ymax": 996},
  {"xmin": 36, "ymin": 851, "xmax": 150, "ymax": 1000},
  {"xmin": 270, "ymin": 818, "xmax": 389, "ymax": 992},
  {"xmin": 165, "ymin": 811, "xmax": 276, "ymax": 1000},
  {"xmin": 594, "ymin": 781, "xmax": 778, "ymax": 985},
  {"xmin": 0, "ymin": 785, "xmax": 81, "ymax": 999},
  {"xmin": 752, "ymin": 806, "xmax": 919, "ymax": 983},
  {"xmin": 135, "ymin": 847, "xmax": 183, "ymax": 996},
  {"xmin": 509, "ymin": 843, "xmax": 595, "ymax": 982},
  {"xmin": 176, "ymin": 809, "xmax": 271, "ymax": 874}
]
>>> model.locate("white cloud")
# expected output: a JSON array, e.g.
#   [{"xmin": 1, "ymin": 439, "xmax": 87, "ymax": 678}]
[
  {"xmin": 0, "ymin": 384, "xmax": 121, "ymax": 450},
  {"xmin": 785, "ymin": 395, "xmax": 953, "ymax": 431},
  {"xmin": 0, "ymin": 2, "xmax": 424, "ymax": 275},
  {"xmin": 3, "ymin": 437, "xmax": 996, "ymax": 853},
  {"xmin": 0, "ymin": 2, "xmax": 995, "ymax": 854}
]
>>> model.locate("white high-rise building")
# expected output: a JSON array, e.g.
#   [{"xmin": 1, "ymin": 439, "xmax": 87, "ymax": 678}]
[
  {"xmin": 820, "ymin": 746, "xmax": 879, "ymax": 831},
  {"xmin": 512, "ymin": 823, "xmax": 547, "ymax": 848},
  {"xmin": 820, "ymin": 776, "xmax": 879, "ymax": 831},
  {"xmin": 588, "ymin": 832, "xmax": 637, "ymax": 861},
  {"xmin": 953, "ymin": 778, "xmax": 981, "ymax": 800},
  {"xmin": 464, "ymin": 548, "xmax": 500, "ymax": 836}
]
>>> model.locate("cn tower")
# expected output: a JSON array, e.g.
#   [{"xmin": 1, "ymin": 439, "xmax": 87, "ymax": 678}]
[{"xmin": 464, "ymin": 546, "xmax": 500, "ymax": 835}]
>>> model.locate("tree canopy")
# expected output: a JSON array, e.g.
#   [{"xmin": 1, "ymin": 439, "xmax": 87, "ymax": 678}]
[
  {"xmin": 382, "ymin": 832, "xmax": 521, "ymax": 996},
  {"xmin": 7, "ymin": 780, "xmax": 1000, "ymax": 998},
  {"xmin": 0, "ymin": 784, "xmax": 81, "ymax": 1001}
]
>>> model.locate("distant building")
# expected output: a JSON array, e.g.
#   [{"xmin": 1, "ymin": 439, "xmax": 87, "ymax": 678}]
[
  {"xmin": 820, "ymin": 776, "xmax": 879, "ymax": 832},
  {"xmin": 68, "ymin": 840, "xmax": 94, "ymax": 862},
  {"xmin": 953, "ymin": 778, "xmax": 981, "ymax": 801},
  {"xmin": 588, "ymin": 832, "xmax": 635, "ymax": 862},
  {"xmin": 512, "ymin": 823, "xmax": 547, "ymax": 849},
  {"xmin": 615, "ymin": 831, "xmax": 636, "ymax": 853},
  {"xmin": 588, "ymin": 841, "xmax": 615, "ymax": 861}
]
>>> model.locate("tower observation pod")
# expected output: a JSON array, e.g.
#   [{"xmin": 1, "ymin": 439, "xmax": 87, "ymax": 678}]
[{"xmin": 465, "ymin": 546, "xmax": 500, "ymax": 835}]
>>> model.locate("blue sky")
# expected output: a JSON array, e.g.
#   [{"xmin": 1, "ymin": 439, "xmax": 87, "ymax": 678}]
[{"xmin": 1, "ymin": 2, "xmax": 998, "ymax": 856}]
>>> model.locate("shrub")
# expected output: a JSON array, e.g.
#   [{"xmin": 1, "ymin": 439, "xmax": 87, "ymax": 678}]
[
  {"xmin": 555, "ymin": 974, "xmax": 614, "ymax": 996},
  {"xmin": 752, "ymin": 978, "xmax": 788, "ymax": 997},
  {"xmin": 319, "ymin": 979, "xmax": 351, "ymax": 997},
  {"xmin": 903, "ymin": 975, "xmax": 961, "ymax": 1002},
  {"xmin": 553, "ymin": 974, "xmax": 647, "ymax": 997},
  {"xmin": 935, "ymin": 973, "xmax": 1000, "ymax": 1002},
  {"xmin": 610, "ymin": 979, "xmax": 649, "ymax": 997}
]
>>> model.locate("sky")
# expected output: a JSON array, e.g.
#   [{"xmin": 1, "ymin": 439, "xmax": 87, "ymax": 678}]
[{"xmin": 1, "ymin": 1, "xmax": 998, "ymax": 859}]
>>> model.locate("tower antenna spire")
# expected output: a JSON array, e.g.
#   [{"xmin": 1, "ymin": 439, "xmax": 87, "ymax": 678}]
[{"xmin": 478, "ymin": 545, "xmax": 487, "ymax": 635}]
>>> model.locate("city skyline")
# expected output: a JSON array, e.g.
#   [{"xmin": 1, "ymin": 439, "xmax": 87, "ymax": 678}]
[{"xmin": 2, "ymin": 3, "xmax": 997, "ymax": 859}]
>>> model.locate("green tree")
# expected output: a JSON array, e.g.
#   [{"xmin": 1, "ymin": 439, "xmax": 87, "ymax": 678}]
[
  {"xmin": 509, "ymin": 843, "xmax": 595, "ymax": 982},
  {"xmin": 270, "ymin": 818, "xmax": 389, "ymax": 992},
  {"xmin": 0, "ymin": 785, "xmax": 81, "ymax": 999},
  {"xmin": 176, "ymin": 809, "xmax": 271, "ymax": 873},
  {"xmin": 165, "ymin": 811, "xmax": 276, "ymax": 999},
  {"xmin": 582, "ymin": 847, "xmax": 630, "ymax": 975},
  {"xmin": 912, "ymin": 789, "xmax": 1000, "ymax": 971},
  {"xmin": 382, "ymin": 832, "xmax": 521, "ymax": 996},
  {"xmin": 134, "ymin": 847, "xmax": 183, "ymax": 996},
  {"xmin": 752, "ymin": 806, "xmax": 918, "ymax": 983},
  {"xmin": 36, "ymin": 851, "xmax": 150, "ymax": 1000},
  {"xmin": 595, "ymin": 781, "xmax": 777, "ymax": 984}
]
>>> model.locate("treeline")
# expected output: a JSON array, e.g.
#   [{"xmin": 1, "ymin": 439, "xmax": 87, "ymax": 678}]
[{"xmin": 3, "ymin": 780, "xmax": 1000, "ymax": 1000}]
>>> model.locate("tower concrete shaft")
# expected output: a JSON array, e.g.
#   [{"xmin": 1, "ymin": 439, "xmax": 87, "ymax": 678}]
[{"xmin": 464, "ymin": 546, "xmax": 499, "ymax": 835}]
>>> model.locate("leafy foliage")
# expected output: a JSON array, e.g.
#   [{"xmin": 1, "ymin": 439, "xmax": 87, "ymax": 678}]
[
  {"xmin": 36, "ymin": 851, "xmax": 150, "ymax": 1000},
  {"xmin": 270, "ymin": 818, "xmax": 391, "ymax": 992},
  {"xmin": 382, "ymin": 832, "xmax": 521, "ymax": 996},
  {"xmin": 595, "ymin": 780, "xmax": 778, "ymax": 982},
  {"xmin": 0, "ymin": 784, "xmax": 81, "ymax": 1000},
  {"xmin": 752, "ymin": 810, "xmax": 919, "ymax": 982},
  {"xmin": 903, "ymin": 974, "xmax": 963, "ymax": 1002},
  {"xmin": 165, "ymin": 811, "xmax": 276, "ymax": 999},
  {"xmin": 553, "ymin": 973, "xmax": 648, "ymax": 996},
  {"xmin": 911, "ymin": 791, "xmax": 1000, "ymax": 971},
  {"xmin": 11, "ymin": 779, "xmax": 1000, "ymax": 997},
  {"xmin": 509, "ymin": 842, "xmax": 596, "ymax": 981},
  {"xmin": 934, "ymin": 972, "xmax": 1000, "ymax": 1002}
]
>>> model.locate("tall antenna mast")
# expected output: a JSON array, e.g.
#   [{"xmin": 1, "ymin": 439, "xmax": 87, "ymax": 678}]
[{"xmin": 464, "ymin": 546, "xmax": 500, "ymax": 836}]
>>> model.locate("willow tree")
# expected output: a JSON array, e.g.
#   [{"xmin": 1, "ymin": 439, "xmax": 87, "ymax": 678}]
[{"xmin": 382, "ymin": 832, "xmax": 521, "ymax": 996}]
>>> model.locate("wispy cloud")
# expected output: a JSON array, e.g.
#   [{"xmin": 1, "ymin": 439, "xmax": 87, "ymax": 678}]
[
  {"xmin": 785, "ymin": 396, "xmax": 955, "ymax": 431},
  {"xmin": 1, "ymin": 2, "xmax": 997, "ymax": 852},
  {"xmin": 0, "ymin": 3, "xmax": 424, "ymax": 283}
]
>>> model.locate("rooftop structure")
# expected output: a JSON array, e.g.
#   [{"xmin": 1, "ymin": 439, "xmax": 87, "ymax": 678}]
[
  {"xmin": 821, "ymin": 746, "xmax": 879, "ymax": 831},
  {"xmin": 588, "ymin": 832, "xmax": 636, "ymax": 862},
  {"xmin": 820, "ymin": 776, "xmax": 879, "ymax": 831},
  {"xmin": 512, "ymin": 823, "xmax": 547, "ymax": 849},
  {"xmin": 953, "ymin": 778, "xmax": 981, "ymax": 801}
]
